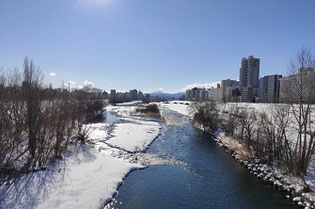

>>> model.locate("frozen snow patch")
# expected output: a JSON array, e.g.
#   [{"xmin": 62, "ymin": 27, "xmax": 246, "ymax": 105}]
[{"xmin": 106, "ymin": 119, "xmax": 161, "ymax": 153}]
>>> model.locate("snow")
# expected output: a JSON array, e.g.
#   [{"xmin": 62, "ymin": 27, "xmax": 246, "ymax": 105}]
[
  {"xmin": 106, "ymin": 105, "xmax": 138, "ymax": 118},
  {"xmin": 161, "ymin": 101, "xmax": 273, "ymax": 117},
  {"xmin": 106, "ymin": 119, "xmax": 161, "ymax": 152},
  {"xmin": 86, "ymin": 123, "xmax": 110, "ymax": 142},
  {"xmin": 41, "ymin": 150, "xmax": 139, "ymax": 209},
  {"xmin": 116, "ymin": 101, "xmax": 142, "ymax": 106},
  {"xmin": 0, "ymin": 103, "xmax": 162, "ymax": 209},
  {"xmin": 0, "ymin": 145, "xmax": 140, "ymax": 209},
  {"xmin": 160, "ymin": 101, "xmax": 191, "ymax": 116}
]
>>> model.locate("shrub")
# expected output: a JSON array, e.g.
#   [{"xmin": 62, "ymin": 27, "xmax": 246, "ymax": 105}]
[{"xmin": 135, "ymin": 104, "xmax": 161, "ymax": 119}]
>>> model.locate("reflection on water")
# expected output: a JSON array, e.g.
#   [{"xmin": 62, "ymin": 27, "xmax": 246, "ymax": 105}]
[{"xmin": 106, "ymin": 109, "xmax": 299, "ymax": 209}]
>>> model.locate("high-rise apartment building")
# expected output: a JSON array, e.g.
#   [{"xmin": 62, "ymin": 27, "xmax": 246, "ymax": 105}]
[
  {"xmin": 239, "ymin": 56, "xmax": 260, "ymax": 102},
  {"xmin": 239, "ymin": 58, "xmax": 248, "ymax": 88}
]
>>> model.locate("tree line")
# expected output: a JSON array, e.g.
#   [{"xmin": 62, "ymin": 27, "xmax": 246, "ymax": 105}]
[{"xmin": 0, "ymin": 58, "xmax": 104, "ymax": 184}]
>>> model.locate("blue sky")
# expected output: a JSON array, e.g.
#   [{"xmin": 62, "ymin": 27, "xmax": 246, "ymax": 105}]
[{"xmin": 1, "ymin": 0, "xmax": 315, "ymax": 93}]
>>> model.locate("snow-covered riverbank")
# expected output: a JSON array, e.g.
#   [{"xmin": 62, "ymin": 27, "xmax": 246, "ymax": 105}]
[
  {"xmin": 160, "ymin": 101, "xmax": 191, "ymax": 116},
  {"xmin": 0, "ymin": 103, "xmax": 162, "ymax": 209}
]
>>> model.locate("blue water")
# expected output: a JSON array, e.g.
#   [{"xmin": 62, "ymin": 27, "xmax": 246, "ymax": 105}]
[{"xmin": 107, "ymin": 110, "xmax": 298, "ymax": 209}]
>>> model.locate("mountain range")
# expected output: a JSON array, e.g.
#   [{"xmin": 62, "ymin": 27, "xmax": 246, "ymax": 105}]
[{"xmin": 148, "ymin": 91, "xmax": 185, "ymax": 100}]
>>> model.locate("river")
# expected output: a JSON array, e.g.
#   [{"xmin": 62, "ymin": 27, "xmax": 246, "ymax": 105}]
[{"xmin": 106, "ymin": 108, "xmax": 298, "ymax": 209}]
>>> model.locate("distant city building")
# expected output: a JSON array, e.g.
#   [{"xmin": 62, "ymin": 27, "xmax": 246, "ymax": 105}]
[
  {"xmin": 279, "ymin": 76, "xmax": 294, "ymax": 103},
  {"xmin": 239, "ymin": 56, "xmax": 260, "ymax": 102},
  {"xmin": 129, "ymin": 89, "xmax": 138, "ymax": 101},
  {"xmin": 199, "ymin": 88, "xmax": 207, "ymax": 101},
  {"xmin": 205, "ymin": 85, "xmax": 223, "ymax": 102},
  {"xmin": 221, "ymin": 79, "xmax": 238, "ymax": 89},
  {"xmin": 102, "ymin": 91, "xmax": 109, "ymax": 99},
  {"xmin": 211, "ymin": 87, "xmax": 223, "ymax": 102},
  {"xmin": 109, "ymin": 89, "xmax": 147, "ymax": 103},
  {"xmin": 258, "ymin": 74, "xmax": 282, "ymax": 103},
  {"xmin": 185, "ymin": 56, "xmax": 259, "ymax": 103},
  {"xmin": 185, "ymin": 87, "xmax": 200, "ymax": 101},
  {"xmin": 231, "ymin": 88, "xmax": 241, "ymax": 102},
  {"xmin": 138, "ymin": 91, "xmax": 144, "ymax": 100},
  {"xmin": 185, "ymin": 87, "xmax": 208, "ymax": 101},
  {"xmin": 109, "ymin": 89, "xmax": 116, "ymax": 103},
  {"xmin": 279, "ymin": 68, "xmax": 315, "ymax": 103},
  {"xmin": 110, "ymin": 89, "xmax": 116, "ymax": 98},
  {"xmin": 185, "ymin": 80, "xmax": 241, "ymax": 102},
  {"xmin": 221, "ymin": 79, "xmax": 239, "ymax": 102}
]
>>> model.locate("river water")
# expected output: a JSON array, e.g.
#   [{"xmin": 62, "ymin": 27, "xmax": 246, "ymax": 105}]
[{"xmin": 106, "ymin": 108, "xmax": 298, "ymax": 209}]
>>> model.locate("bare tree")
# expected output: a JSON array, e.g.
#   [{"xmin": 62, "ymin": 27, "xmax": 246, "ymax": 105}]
[
  {"xmin": 272, "ymin": 104, "xmax": 294, "ymax": 170},
  {"xmin": 0, "ymin": 58, "xmax": 97, "ymax": 183},
  {"xmin": 22, "ymin": 58, "xmax": 43, "ymax": 164},
  {"xmin": 254, "ymin": 105, "xmax": 291, "ymax": 166},
  {"xmin": 220, "ymin": 104, "xmax": 240, "ymax": 137},
  {"xmin": 253, "ymin": 112, "xmax": 275, "ymax": 164},
  {"xmin": 281, "ymin": 48, "xmax": 315, "ymax": 176},
  {"xmin": 242, "ymin": 109, "xmax": 257, "ymax": 148},
  {"xmin": 189, "ymin": 100, "xmax": 220, "ymax": 133}
]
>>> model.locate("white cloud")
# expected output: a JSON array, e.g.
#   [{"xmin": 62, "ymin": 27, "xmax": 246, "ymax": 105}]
[
  {"xmin": 180, "ymin": 82, "xmax": 220, "ymax": 92},
  {"xmin": 64, "ymin": 81, "xmax": 77, "ymax": 88},
  {"xmin": 68, "ymin": 81, "xmax": 76, "ymax": 85},
  {"xmin": 49, "ymin": 72, "xmax": 56, "ymax": 77},
  {"xmin": 83, "ymin": 80, "xmax": 95, "ymax": 87},
  {"xmin": 63, "ymin": 80, "xmax": 95, "ymax": 91}
]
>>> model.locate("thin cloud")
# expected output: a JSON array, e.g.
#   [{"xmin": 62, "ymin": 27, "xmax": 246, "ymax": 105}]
[{"xmin": 49, "ymin": 72, "xmax": 56, "ymax": 77}]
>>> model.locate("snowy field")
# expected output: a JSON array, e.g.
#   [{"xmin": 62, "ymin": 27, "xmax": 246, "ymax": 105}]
[
  {"xmin": 0, "ymin": 103, "xmax": 162, "ymax": 209},
  {"xmin": 160, "ymin": 101, "xmax": 191, "ymax": 116},
  {"xmin": 160, "ymin": 101, "xmax": 278, "ymax": 116}
]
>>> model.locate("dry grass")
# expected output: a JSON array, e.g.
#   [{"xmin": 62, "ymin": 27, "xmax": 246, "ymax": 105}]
[
  {"xmin": 135, "ymin": 104, "xmax": 163, "ymax": 120},
  {"xmin": 219, "ymin": 136, "xmax": 254, "ymax": 160},
  {"xmin": 141, "ymin": 112, "xmax": 162, "ymax": 119}
]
